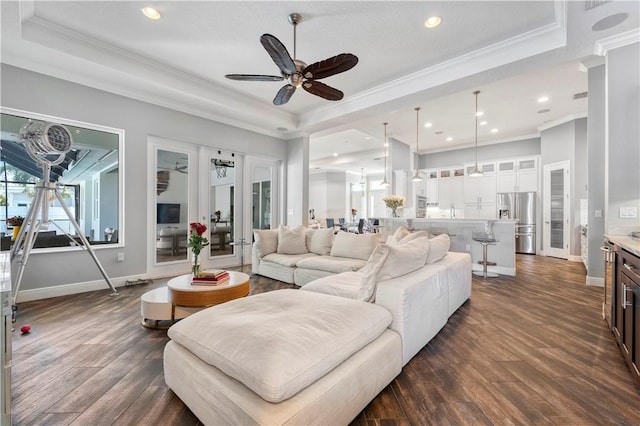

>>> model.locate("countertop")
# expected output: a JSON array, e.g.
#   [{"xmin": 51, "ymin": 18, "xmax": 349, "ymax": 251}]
[
  {"xmin": 386, "ymin": 218, "xmax": 518, "ymax": 223},
  {"xmin": 604, "ymin": 234, "xmax": 640, "ymax": 257}
]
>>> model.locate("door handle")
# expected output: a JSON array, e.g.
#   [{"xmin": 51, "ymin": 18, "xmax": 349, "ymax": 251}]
[
  {"xmin": 545, "ymin": 221, "xmax": 550, "ymax": 224},
  {"xmin": 622, "ymin": 284, "xmax": 633, "ymax": 309}
]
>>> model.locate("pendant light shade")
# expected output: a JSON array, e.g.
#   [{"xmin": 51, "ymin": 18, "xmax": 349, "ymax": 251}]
[
  {"xmin": 359, "ymin": 167, "xmax": 365, "ymax": 186},
  {"xmin": 380, "ymin": 122, "xmax": 390, "ymax": 187},
  {"xmin": 411, "ymin": 107, "xmax": 423, "ymax": 182},
  {"xmin": 468, "ymin": 90, "xmax": 484, "ymax": 177}
]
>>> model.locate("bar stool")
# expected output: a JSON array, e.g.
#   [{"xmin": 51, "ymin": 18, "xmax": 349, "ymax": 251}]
[{"xmin": 472, "ymin": 231, "xmax": 499, "ymax": 278}]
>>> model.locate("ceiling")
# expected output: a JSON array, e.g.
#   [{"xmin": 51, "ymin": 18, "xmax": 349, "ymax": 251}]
[{"xmin": 1, "ymin": 1, "xmax": 639, "ymax": 176}]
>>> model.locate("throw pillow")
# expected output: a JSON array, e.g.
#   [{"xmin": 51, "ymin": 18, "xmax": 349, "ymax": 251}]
[
  {"xmin": 277, "ymin": 225, "xmax": 308, "ymax": 254},
  {"xmin": 399, "ymin": 230, "xmax": 430, "ymax": 244},
  {"xmin": 426, "ymin": 233, "xmax": 450, "ymax": 264},
  {"xmin": 253, "ymin": 229, "xmax": 278, "ymax": 258},
  {"xmin": 357, "ymin": 244, "xmax": 390, "ymax": 302},
  {"xmin": 330, "ymin": 231, "xmax": 379, "ymax": 261},
  {"xmin": 305, "ymin": 228, "xmax": 334, "ymax": 255},
  {"xmin": 377, "ymin": 236, "xmax": 431, "ymax": 281},
  {"xmin": 386, "ymin": 226, "xmax": 411, "ymax": 245}
]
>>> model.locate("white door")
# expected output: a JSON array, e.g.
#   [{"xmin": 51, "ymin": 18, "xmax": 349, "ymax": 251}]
[{"xmin": 543, "ymin": 161, "xmax": 570, "ymax": 259}]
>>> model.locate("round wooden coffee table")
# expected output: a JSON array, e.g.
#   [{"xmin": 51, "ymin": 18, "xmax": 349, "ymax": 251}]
[{"xmin": 167, "ymin": 270, "xmax": 250, "ymax": 322}]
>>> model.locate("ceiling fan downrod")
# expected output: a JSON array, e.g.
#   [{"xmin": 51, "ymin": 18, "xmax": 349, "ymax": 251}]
[{"xmin": 288, "ymin": 13, "xmax": 301, "ymax": 61}]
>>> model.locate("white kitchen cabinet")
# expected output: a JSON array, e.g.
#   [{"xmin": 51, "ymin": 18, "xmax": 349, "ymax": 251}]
[
  {"xmin": 425, "ymin": 169, "xmax": 438, "ymax": 205},
  {"xmin": 464, "ymin": 203, "xmax": 497, "ymax": 219},
  {"xmin": 497, "ymin": 156, "xmax": 539, "ymax": 192},
  {"xmin": 438, "ymin": 167, "xmax": 464, "ymax": 209},
  {"xmin": 464, "ymin": 162, "xmax": 496, "ymax": 204}
]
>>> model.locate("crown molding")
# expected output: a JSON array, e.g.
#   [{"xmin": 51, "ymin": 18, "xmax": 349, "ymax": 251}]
[
  {"xmin": 594, "ymin": 28, "xmax": 640, "ymax": 56},
  {"xmin": 537, "ymin": 112, "xmax": 588, "ymax": 132}
]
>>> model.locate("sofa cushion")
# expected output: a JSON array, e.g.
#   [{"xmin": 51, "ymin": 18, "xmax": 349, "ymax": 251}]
[
  {"xmin": 330, "ymin": 231, "xmax": 378, "ymax": 261},
  {"xmin": 254, "ymin": 229, "xmax": 278, "ymax": 258},
  {"xmin": 167, "ymin": 289, "xmax": 393, "ymax": 403},
  {"xmin": 427, "ymin": 234, "xmax": 450, "ymax": 264},
  {"xmin": 377, "ymin": 235, "xmax": 431, "ymax": 281},
  {"xmin": 357, "ymin": 244, "xmax": 391, "ymax": 302},
  {"xmin": 400, "ymin": 230, "xmax": 430, "ymax": 244},
  {"xmin": 301, "ymin": 271, "xmax": 363, "ymax": 299},
  {"xmin": 277, "ymin": 225, "xmax": 308, "ymax": 254},
  {"xmin": 387, "ymin": 226, "xmax": 411, "ymax": 245},
  {"xmin": 296, "ymin": 255, "xmax": 366, "ymax": 273},
  {"xmin": 305, "ymin": 228, "xmax": 334, "ymax": 255},
  {"xmin": 262, "ymin": 252, "xmax": 316, "ymax": 267}
]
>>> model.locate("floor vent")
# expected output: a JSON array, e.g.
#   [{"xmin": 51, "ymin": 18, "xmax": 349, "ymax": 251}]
[{"xmin": 573, "ymin": 91, "xmax": 588, "ymax": 100}]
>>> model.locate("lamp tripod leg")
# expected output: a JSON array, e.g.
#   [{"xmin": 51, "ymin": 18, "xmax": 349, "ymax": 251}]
[{"xmin": 53, "ymin": 190, "xmax": 118, "ymax": 295}]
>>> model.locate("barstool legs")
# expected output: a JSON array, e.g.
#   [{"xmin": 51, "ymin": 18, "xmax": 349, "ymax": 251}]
[{"xmin": 473, "ymin": 242, "xmax": 499, "ymax": 278}]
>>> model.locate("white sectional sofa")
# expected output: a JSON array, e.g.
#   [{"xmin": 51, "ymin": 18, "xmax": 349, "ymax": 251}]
[
  {"xmin": 164, "ymin": 227, "xmax": 472, "ymax": 425},
  {"xmin": 252, "ymin": 227, "xmax": 380, "ymax": 286}
]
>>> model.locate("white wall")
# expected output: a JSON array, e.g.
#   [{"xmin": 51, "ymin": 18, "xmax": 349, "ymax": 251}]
[
  {"xmin": 1, "ymin": 63, "xmax": 288, "ymax": 292},
  {"xmin": 606, "ymin": 42, "xmax": 640, "ymax": 236},
  {"xmin": 286, "ymin": 136, "xmax": 309, "ymax": 227},
  {"xmin": 422, "ymin": 137, "xmax": 541, "ymax": 168}
]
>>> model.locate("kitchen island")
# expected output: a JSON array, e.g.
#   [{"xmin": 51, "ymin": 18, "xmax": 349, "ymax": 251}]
[{"xmin": 383, "ymin": 218, "xmax": 517, "ymax": 276}]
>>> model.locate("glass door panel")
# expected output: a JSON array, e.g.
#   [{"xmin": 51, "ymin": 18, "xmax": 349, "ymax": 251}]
[
  {"xmin": 209, "ymin": 156, "xmax": 235, "ymax": 257},
  {"xmin": 155, "ymin": 149, "xmax": 189, "ymax": 264},
  {"xmin": 543, "ymin": 161, "xmax": 570, "ymax": 259}
]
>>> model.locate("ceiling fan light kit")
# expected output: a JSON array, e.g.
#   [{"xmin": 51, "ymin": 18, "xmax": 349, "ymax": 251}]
[
  {"xmin": 225, "ymin": 13, "xmax": 358, "ymax": 105},
  {"xmin": 468, "ymin": 90, "xmax": 484, "ymax": 177}
]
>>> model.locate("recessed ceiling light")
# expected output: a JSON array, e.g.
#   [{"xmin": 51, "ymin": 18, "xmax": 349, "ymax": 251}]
[
  {"xmin": 538, "ymin": 109, "xmax": 551, "ymax": 114},
  {"xmin": 332, "ymin": 152, "xmax": 338, "ymax": 157},
  {"xmin": 491, "ymin": 128, "xmax": 499, "ymax": 133},
  {"xmin": 446, "ymin": 137, "xmax": 453, "ymax": 142},
  {"xmin": 424, "ymin": 16, "xmax": 442, "ymax": 28},
  {"xmin": 365, "ymin": 136, "xmax": 371, "ymax": 140},
  {"xmin": 538, "ymin": 96, "xmax": 549, "ymax": 103},
  {"xmin": 424, "ymin": 122, "xmax": 433, "ymax": 128},
  {"xmin": 480, "ymin": 121, "xmax": 488, "ymax": 126},
  {"xmin": 141, "ymin": 7, "xmax": 161, "ymax": 20},
  {"xmin": 475, "ymin": 111, "xmax": 484, "ymax": 117}
]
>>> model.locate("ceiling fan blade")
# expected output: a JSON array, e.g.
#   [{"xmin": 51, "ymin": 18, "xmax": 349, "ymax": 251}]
[
  {"xmin": 273, "ymin": 84, "xmax": 296, "ymax": 105},
  {"xmin": 225, "ymin": 74, "xmax": 284, "ymax": 82},
  {"xmin": 260, "ymin": 34, "xmax": 297, "ymax": 75},
  {"xmin": 302, "ymin": 80, "xmax": 344, "ymax": 101},
  {"xmin": 302, "ymin": 53, "xmax": 358, "ymax": 80}
]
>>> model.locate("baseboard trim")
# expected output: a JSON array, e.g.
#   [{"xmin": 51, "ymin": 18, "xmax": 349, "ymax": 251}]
[
  {"xmin": 16, "ymin": 274, "xmax": 149, "ymax": 303},
  {"xmin": 586, "ymin": 276, "xmax": 605, "ymax": 287},
  {"xmin": 568, "ymin": 255, "xmax": 583, "ymax": 263}
]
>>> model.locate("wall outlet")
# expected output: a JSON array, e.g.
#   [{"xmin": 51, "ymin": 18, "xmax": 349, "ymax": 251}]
[
  {"xmin": 117, "ymin": 252, "xmax": 125, "ymax": 262},
  {"xmin": 465, "ymin": 244, "xmax": 471, "ymax": 251},
  {"xmin": 594, "ymin": 209, "xmax": 602, "ymax": 218}
]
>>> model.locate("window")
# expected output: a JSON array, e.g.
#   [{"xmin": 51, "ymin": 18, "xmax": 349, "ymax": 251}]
[{"xmin": 0, "ymin": 110, "xmax": 123, "ymax": 248}]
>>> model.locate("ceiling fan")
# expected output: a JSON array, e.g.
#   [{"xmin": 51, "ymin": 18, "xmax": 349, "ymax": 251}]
[{"xmin": 225, "ymin": 13, "xmax": 358, "ymax": 106}]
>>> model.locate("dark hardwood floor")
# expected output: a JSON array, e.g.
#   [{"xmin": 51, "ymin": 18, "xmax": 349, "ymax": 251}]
[{"xmin": 11, "ymin": 256, "xmax": 640, "ymax": 425}]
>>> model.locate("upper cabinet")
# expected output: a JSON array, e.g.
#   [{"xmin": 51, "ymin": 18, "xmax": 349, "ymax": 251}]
[
  {"xmin": 425, "ymin": 170, "xmax": 439, "ymax": 205},
  {"xmin": 464, "ymin": 162, "xmax": 497, "ymax": 204},
  {"xmin": 438, "ymin": 167, "xmax": 465, "ymax": 209},
  {"xmin": 497, "ymin": 156, "xmax": 539, "ymax": 193}
]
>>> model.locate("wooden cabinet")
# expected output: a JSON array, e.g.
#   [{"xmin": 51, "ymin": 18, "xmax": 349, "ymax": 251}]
[
  {"xmin": 614, "ymin": 248, "xmax": 640, "ymax": 385},
  {"xmin": 496, "ymin": 157, "xmax": 538, "ymax": 193}
]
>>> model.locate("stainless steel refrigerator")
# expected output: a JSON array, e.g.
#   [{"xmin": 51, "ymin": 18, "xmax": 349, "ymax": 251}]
[{"xmin": 497, "ymin": 192, "xmax": 537, "ymax": 254}]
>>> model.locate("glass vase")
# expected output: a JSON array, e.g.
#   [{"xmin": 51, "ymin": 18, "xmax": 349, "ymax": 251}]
[
  {"xmin": 192, "ymin": 253, "xmax": 200, "ymax": 278},
  {"xmin": 391, "ymin": 207, "xmax": 398, "ymax": 218}
]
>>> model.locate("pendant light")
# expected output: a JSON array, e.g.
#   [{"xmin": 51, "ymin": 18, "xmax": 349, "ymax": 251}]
[
  {"xmin": 359, "ymin": 167, "xmax": 365, "ymax": 187},
  {"xmin": 380, "ymin": 122, "xmax": 390, "ymax": 187},
  {"xmin": 411, "ymin": 107, "xmax": 423, "ymax": 182},
  {"xmin": 468, "ymin": 90, "xmax": 484, "ymax": 177}
]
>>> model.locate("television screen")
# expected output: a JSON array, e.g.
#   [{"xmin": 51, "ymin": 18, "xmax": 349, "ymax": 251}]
[{"xmin": 157, "ymin": 203, "xmax": 180, "ymax": 224}]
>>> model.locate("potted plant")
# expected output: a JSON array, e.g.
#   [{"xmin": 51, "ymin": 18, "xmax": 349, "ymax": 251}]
[
  {"xmin": 6, "ymin": 216, "xmax": 25, "ymax": 240},
  {"xmin": 382, "ymin": 195, "xmax": 405, "ymax": 218}
]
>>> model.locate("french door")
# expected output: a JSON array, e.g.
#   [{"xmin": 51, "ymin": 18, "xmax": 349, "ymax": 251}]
[{"xmin": 543, "ymin": 161, "xmax": 570, "ymax": 259}]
